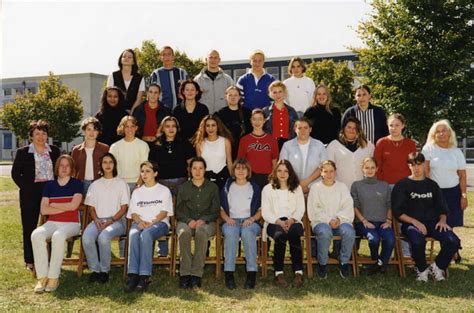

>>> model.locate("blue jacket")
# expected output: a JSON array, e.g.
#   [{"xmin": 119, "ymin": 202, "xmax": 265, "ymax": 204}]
[
  {"xmin": 220, "ymin": 177, "xmax": 261, "ymax": 225},
  {"xmin": 236, "ymin": 72, "xmax": 275, "ymax": 109},
  {"xmin": 262, "ymin": 103, "xmax": 298, "ymax": 139}
]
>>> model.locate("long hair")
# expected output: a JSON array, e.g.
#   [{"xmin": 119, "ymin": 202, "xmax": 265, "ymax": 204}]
[
  {"xmin": 98, "ymin": 86, "xmax": 125, "ymax": 114},
  {"xmin": 339, "ymin": 117, "xmax": 368, "ymax": 149},
  {"xmin": 269, "ymin": 160, "xmax": 300, "ymax": 192},
  {"xmin": 312, "ymin": 84, "xmax": 335, "ymax": 115},
  {"xmin": 426, "ymin": 119, "xmax": 457, "ymax": 148},
  {"xmin": 191, "ymin": 114, "xmax": 233, "ymax": 148},
  {"xmin": 155, "ymin": 116, "xmax": 181, "ymax": 146},
  {"xmin": 98, "ymin": 152, "xmax": 118, "ymax": 177},
  {"xmin": 117, "ymin": 49, "xmax": 139, "ymax": 75}
]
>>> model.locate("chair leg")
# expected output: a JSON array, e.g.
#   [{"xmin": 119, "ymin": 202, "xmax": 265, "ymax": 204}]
[
  {"xmin": 262, "ymin": 241, "xmax": 268, "ymax": 278},
  {"xmin": 351, "ymin": 245, "xmax": 359, "ymax": 277},
  {"xmin": 77, "ymin": 240, "xmax": 85, "ymax": 277}
]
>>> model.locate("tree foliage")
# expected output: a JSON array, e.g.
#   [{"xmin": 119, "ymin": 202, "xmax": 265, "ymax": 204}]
[
  {"xmin": 306, "ymin": 59, "xmax": 355, "ymax": 111},
  {"xmin": 0, "ymin": 73, "xmax": 83, "ymax": 143},
  {"xmin": 354, "ymin": 0, "xmax": 473, "ymax": 142}
]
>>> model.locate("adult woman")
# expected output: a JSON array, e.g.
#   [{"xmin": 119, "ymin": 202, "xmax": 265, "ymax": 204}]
[
  {"xmin": 374, "ymin": 113, "xmax": 417, "ymax": 185},
  {"xmin": 220, "ymin": 159, "xmax": 262, "ymax": 289},
  {"xmin": 11, "ymin": 120, "xmax": 61, "ymax": 273},
  {"xmin": 303, "ymin": 84, "xmax": 341, "ymax": 145},
  {"xmin": 31, "ymin": 155, "xmax": 83, "ymax": 292},
  {"xmin": 326, "ymin": 117, "xmax": 375, "ymax": 189},
  {"xmin": 107, "ymin": 49, "xmax": 145, "ymax": 112},
  {"xmin": 172, "ymin": 80, "xmax": 209, "ymax": 142},
  {"xmin": 176, "ymin": 157, "xmax": 220, "ymax": 289},
  {"xmin": 237, "ymin": 108, "xmax": 279, "ymax": 190},
  {"xmin": 95, "ymin": 87, "xmax": 128, "ymax": 146},
  {"xmin": 217, "ymin": 86, "xmax": 252, "ymax": 160},
  {"xmin": 351, "ymin": 157, "xmax": 395, "ymax": 275},
  {"xmin": 124, "ymin": 161, "xmax": 173, "ymax": 292},
  {"xmin": 193, "ymin": 115, "xmax": 233, "ymax": 189},
  {"xmin": 71, "ymin": 117, "xmax": 109, "ymax": 195},
  {"xmin": 262, "ymin": 160, "xmax": 305, "ymax": 288},
  {"xmin": 82, "ymin": 153, "xmax": 129, "ymax": 284},
  {"xmin": 307, "ymin": 160, "xmax": 355, "ymax": 279},
  {"xmin": 422, "ymin": 119, "xmax": 467, "ymax": 262}
]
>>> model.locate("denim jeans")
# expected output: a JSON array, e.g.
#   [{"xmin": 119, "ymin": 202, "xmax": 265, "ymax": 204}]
[
  {"xmin": 401, "ymin": 221, "xmax": 460, "ymax": 271},
  {"xmin": 354, "ymin": 222, "xmax": 395, "ymax": 264},
  {"xmin": 221, "ymin": 219, "xmax": 261, "ymax": 272},
  {"xmin": 313, "ymin": 223, "xmax": 355, "ymax": 265},
  {"xmin": 127, "ymin": 222, "xmax": 169, "ymax": 276},
  {"xmin": 82, "ymin": 219, "xmax": 126, "ymax": 273}
]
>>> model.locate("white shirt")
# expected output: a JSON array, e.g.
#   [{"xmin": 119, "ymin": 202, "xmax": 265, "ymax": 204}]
[
  {"xmin": 85, "ymin": 177, "xmax": 130, "ymax": 218},
  {"xmin": 84, "ymin": 147, "xmax": 94, "ymax": 181},
  {"xmin": 201, "ymin": 136, "xmax": 227, "ymax": 173},
  {"xmin": 298, "ymin": 140, "xmax": 310, "ymax": 176},
  {"xmin": 283, "ymin": 76, "xmax": 316, "ymax": 113},
  {"xmin": 127, "ymin": 183, "xmax": 173, "ymax": 226},
  {"xmin": 107, "ymin": 75, "xmax": 145, "ymax": 92},
  {"xmin": 110, "ymin": 138, "xmax": 150, "ymax": 183},
  {"xmin": 421, "ymin": 143, "xmax": 466, "ymax": 188},
  {"xmin": 228, "ymin": 182, "xmax": 253, "ymax": 219}
]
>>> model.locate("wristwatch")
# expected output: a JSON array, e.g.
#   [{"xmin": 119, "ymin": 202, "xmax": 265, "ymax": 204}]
[{"xmin": 461, "ymin": 193, "xmax": 467, "ymax": 199}]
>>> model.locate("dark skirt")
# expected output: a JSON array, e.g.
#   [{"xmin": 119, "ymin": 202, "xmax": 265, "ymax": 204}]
[{"xmin": 442, "ymin": 184, "xmax": 463, "ymax": 227}]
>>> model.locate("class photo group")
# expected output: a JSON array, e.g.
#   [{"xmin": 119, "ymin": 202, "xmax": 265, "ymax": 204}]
[{"xmin": 11, "ymin": 46, "xmax": 468, "ymax": 294}]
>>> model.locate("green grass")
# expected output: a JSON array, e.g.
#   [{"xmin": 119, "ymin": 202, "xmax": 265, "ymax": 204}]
[{"xmin": 0, "ymin": 177, "xmax": 473, "ymax": 311}]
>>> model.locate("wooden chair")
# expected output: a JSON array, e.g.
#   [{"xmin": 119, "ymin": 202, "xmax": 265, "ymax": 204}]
[{"xmin": 151, "ymin": 214, "xmax": 178, "ymax": 277}]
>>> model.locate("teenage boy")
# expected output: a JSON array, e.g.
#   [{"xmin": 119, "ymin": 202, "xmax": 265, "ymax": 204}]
[{"xmin": 283, "ymin": 57, "xmax": 315, "ymax": 117}]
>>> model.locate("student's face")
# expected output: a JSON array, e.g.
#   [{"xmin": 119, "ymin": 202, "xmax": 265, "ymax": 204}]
[
  {"xmin": 141, "ymin": 165, "xmax": 157, "ymax": 184},
  {"xmin": 206, "ymin": 51, "xmax": 221, "ymax": 70},
  {"xmin": 290, "ymin": 61, "xmax": 304, "ymax": 77},
  {"xmin": 270, "ymin": 87, "xmax": 285, "ymax": 102},
  {"xmin": 276, "ymin": 164, "xmax": 289, "ymax": 183},
  {"xmin": 343, "ymin": 122, "xmax": 358, "ymax": 141},
  {"xmin": 191, "ymin": 161, "xmax": 206, "ymax": 180},
  {"xmin": 234, "ymin": 164, "xmax": 249, "ymax": 181},
  {"xmin": 147, "ymin": 86, "xmax": 160, "ymax": 103},
  {"xmin": 107, "ymin": 90, "xmax": 119, "ymax": 107},
  {"xmin": 205, "ymin": 119, "xmax": 218, "ymax": 136},
  {"xmin": 362, "ymin": 160, "xmax": 377, "ymax": 178},
  {"xmin": 58, "ymin": 158, "xmax": 72, "ymax": 178},
  {"xmin": 121, "ymin": 51, "xmax": 135, "ymax": 66},
  {"xmin": 434, "ymin": 124, "xmax": 450, "ymax": 145},
  {"xmin": 409, "ymin": 162, "xmax": 425, "ymax": 179},
  {"xmin": 31, "ymin": 129, "xmax": 48, "ymax": 146},
  {"xmin": 160, "ymin": 48, "xmax": 175, "ymax": 66},
  {"xmin": 355, "ymin": 88, "xmax": 371, "ymax": 106},
  {"xmin": 124, "ymin": 121, "xmax": 137, "ymax": 138},
  {"xmin": 315, "ymin": 87, "xmax": 328, "ymax": 105},
  {"xmin": 101, "ymin": 156, "xmax": 115, "ymax": 176},
  {"xmin": 295, "ymin": 121, "xmax": 311, "ymax": 140},
  {"xmin": 388, "ymin": 117, "xmax": 404, "ymax": 137},
  {"xmin": 226, "ymin": 89, "xmax": 240, "ymax": 106},
  {"xmin": 84, "ymin": 123, "xmax": 99, "ymax": 141},
  {"xmin": 183, "ymin": 83, "xmax": 198, "ymax": 101},
  {"xmin": 321, "ymin": 164, "xmax": 336, "ymax": 183},
  {"xmin": 251, "ymin": 113, "xmax": 265, "ymax": 129},
  {"xmin": 162, "ymin": 120, "xmax": 177, "ymax": 139},
  {"xmin": 250, "ymin": 54, "xmax": 264, "ymax": 70}
]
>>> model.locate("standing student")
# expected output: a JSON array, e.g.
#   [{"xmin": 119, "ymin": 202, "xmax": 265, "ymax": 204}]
[
  {"xmin": 307, "ymin": 160, "xmax": 355, "ymax": 279},
  {"xmin": 341, "ymin": 85, "xmax": 388, "ymax": 145},
  {"xmin": 124, "ymin": 161, "xmax": 173, "ymax": 292},
  {"xmin": 236, "ymin": 50, "xmax": 275, "ymax": 110},
  {"xmin": 107, "ymin": 49, "xmax": 145, "ymax": 112},
  {"xmin": 95, "ymin": 87, "xmax": 128, "ymax": 146},
  {"xmin": 31, "ymin": 155, "xmax": 83, "ymax": 293},
  {"xmin": 11, "ymin": 120, "xmax": 61, "ymax": 273},
  {"xmin": 150, "ymin": 46, "xmax": 188, "ymax": 110},
  {"xmin": 283, "ymin": 57, "xmax": 315, "ymax": 117},
  {"xmin": 194, "ymin": 50, "xmax": 234, "ymax": 113},
  {"xmin": 82, "ymin": 153, "xmax": 129, "ymax": 284},
  {"xmin": 237, "ymin": 108, "xmax": 279, "ymax": 190},
  {"xmin": 262, "ymin": 160, "xmax": 305, "ymax": 288},
  {"xmin": 303, "ymin": 84, "xmax": 341, "ymax": 145},
  {"xmin": 176, "ymin": 157, "xmax": 220, "ymax": 289}
]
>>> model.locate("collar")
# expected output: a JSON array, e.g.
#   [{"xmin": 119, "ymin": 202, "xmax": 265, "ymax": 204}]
[
  {"xmin": 247, "ymin": 68, "xmax": 267, "ymax": 76},
  {"xmin": 28, "ymin": 143, "xmax": 52, "ymax": 154}
]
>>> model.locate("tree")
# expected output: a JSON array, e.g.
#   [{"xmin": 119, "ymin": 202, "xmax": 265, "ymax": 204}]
[
  {"xmin": 354, "ymin": 0, "xmax": 473, "ymax": 142},
  {"xmin": 305, "ymin": 59, "xmax": 355, "ymax": 111},
  {"xmin": 0, "ymin": 73, "xmax": 83, "ymax": 143}
]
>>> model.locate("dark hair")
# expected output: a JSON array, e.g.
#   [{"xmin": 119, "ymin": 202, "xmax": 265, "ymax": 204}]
[
  {"xmin": 192, "ymin": 114, "xmax": 233, "ymax": 147},
  {"xmin": 80, "ymin": 117, "xmax": 102, "ymax": 133},
  {"xmin": 269, "ymin": 160, "xmax": 300, "ymax": 192},
  {"xmin": 407, "ymin": 152, "xmax": 425, "ymax": 165},
  {"xmin": 251, "ymin": 108, "xmax": 265, "ymax": 118},
  {"xmin": 179, "ymin": 79, "xmax": 202, "ymax": 101},
  {"xmin": 136, "ymin": 160, "xmax": 160, "ymax": 186},
  {"xmin": 155, "ymin": 116, "xmax": 181, "ymax": 146},
  {"xmin": 295, "ymin": 117, "xmax": 313, "ymax": 129},
  {"xmin": 54, "ymin": 154, "xmax": 76, "ymax": 177},
  {"xmin": 189, "ymin": 156, "xmax": 207, "ymax": 172},
  {"xmin": 339, "ymin": 117, "xmax": 368, "ymax": 148},
  {"xmin": 98, "ymin": 152, "xmax": 118, "ymax": 177},
  {"xmin": 388, "ymin": 113, "xmax": 406, "ymax": 125},
  {"xmin": 148, "ymin": 83, "xmax": 161, "ymax": 94},
  {"xmin": 288, "ymin": 57, "xmax": 307, "ymax": 74},
  {"xmin": 99, "ymin": 86, "xmax": 125, "ymax": 113},
  {"xmin": 355, "ymin": 85, "xmax": 371, "ymax": 94},
  {"xmin": 118, "ymin": 49, "xmax": 138, "ymax": 75},
  {"xmin": 28, "ymin": 120, "xmax": 49, "ymax": 138}
]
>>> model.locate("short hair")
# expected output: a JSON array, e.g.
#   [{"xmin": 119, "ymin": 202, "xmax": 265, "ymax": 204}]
[
  {"xmin": 251, "ymin": 108, "xmax": 265, "ymax": 118},
  {"xmin": 206, "ymin": 49, "xmax": 220, "ymax": 59},
  {"xmin": 231, "ymin": 158, "xmax": 252, "ymax": 180},
  {"xmin": 407, "ymin": 152, "xmax": 425, "ymax": 165},
  {"xmin": 426, "ymin": 119, "xmax": 458, "ymax": 148},
  {"xmin": 161, "ymin": 46, "xmax": 175, "ymax": 56},
  {"xmin": 249, "ymin": 50, "xmax": 265, "ymax": 60},
  {"xmin": 387, "ymin": 113, "xmax": 406, "ymax": 125},
  {"xmin": 54, "ymin": 154, "xmax": 76, "ymax": 177},
  {"xmin": 288, "ymin": 57, "xmax": 307, "ymax": 74},
  {"xmin": 355, "ymin": 85, "xmax": 371, "ymax": 94},
  {"xmin": 28, "ymin": 120, "xmax": 49, "ymax": 138},
  {"xmin": 319, "ymin": 160, "xmax": 336, "ymax": 171},
  {"xmin": 269, "ymin": 159, "xmax": 299, "ymax": 192},
  {"xmin": 156, "ymin": 116, "xmax": 181, "ymax": 146},
  {"xmin": 117, "ymin": 49, "xmax": 138, "ymax": 75},
  {"xmin": 116, "ymin": 116, "xmax": 138, "ymax": 136},
  {"xmin": 295, "ymin": 117, "xmax": 313, "ymax": 128},
  {"xmin": 136, "ymin": 160, "xmax": 159, "ymax": 186},
  {"xmin": 268, "ymin": 80, "xmax": 288, "ymax": 97},
  {"xmin": 80, "ymin": 117, "xmax": 101, "ymax": 132},
  {"xmin": 148, "ymin": 83, "xmax": 161, "ymax": 94},
  {"xmin": 98, "ymin": 152, "xmax": 118, "ymax": 177},
  {"xmin": 189, "ymin": 156, "xmax": 207, "ymax": 171},
  {"xmin": 361, "ymin": 157, "xmax": 378, "ymax": 168},
  {"xmin": 179, "ymin": 79, "xmax": 202, "ymax": 101}
]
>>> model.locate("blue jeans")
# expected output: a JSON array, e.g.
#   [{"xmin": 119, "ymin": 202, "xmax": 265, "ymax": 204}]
[
  {"xmin": 82, "ymin": 219, "xmax": 126, "ymax": 272},
  {"xmin": 221, "ymin": 219, "xmax": 261, "ymax": 272},
  {"xmin": 313, "ymin": 223, "xmax": 355, "ymax": 265},
  {"xmin": 355, "ymin": 222, "xmax": 395, "ymax": 264},
  {"xmin": 127, "ymin": 222, "xmax": 169, "ymax": 276},
  {"xmin": 401, "ymin": 221, "xmax": 460, "ymax": 271}
]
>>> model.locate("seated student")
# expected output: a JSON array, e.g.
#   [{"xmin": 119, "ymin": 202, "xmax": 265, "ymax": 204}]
[
  {"xmin": 392, "ymin": 152, "xmax": 460, "ymax": 282},
  {"xmin": 176, "ymin": 157, "xmax": 220, "ymax": 289},
  {"xmin": 307, "ymin": 160, "xmax": 355, "ymax": 279},
  {"xmin": 31, "ymin": 155, "xmax": 83, "ymax": 293},
  {"xmin": 124, "ymin": 161, "xmax": 173, "ymax": 292},
  {"xmin": 351, "ymin": 157, "xmax": 395, "ymax": 275},
  {"xmin": 262, "ymin": 160, "xmax": 305, "ymax": 288},
  {"xmin": 220, "ymin": 159, "xmax": 262, "ymax": 289},
  {"xmin": 82, "ymin": 153, "xmax": 129, "ymax": 284}
]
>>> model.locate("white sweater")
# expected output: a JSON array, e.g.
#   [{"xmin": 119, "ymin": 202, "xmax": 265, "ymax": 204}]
[
  {"xmin": 261, "ymin": 184, "xmax": 305, "ymax": 225},
  {"xmin": 283, "ymin": 76, "xmax": 315, "ymax": 113},
  {"xmin": 307, "ymin": 180, "xmax": 354, "ymax": 228},
  {"xmin": 109, "ymin": 138, "xmax": 150, "ymax": 183}
]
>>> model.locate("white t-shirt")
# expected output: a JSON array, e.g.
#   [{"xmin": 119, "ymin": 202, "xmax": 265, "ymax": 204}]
[
  {"xmin": 107, "ymin": 75, "xmax": 146, "ymax": 92},
  {"xmin": 421, "ymin": 143, "xmax": 466, "ymax": 188},
  {"xmin": 84, "ymin": 147, "xmax": 94, "ymax": 181},
  {"xmin": 201, "ymin": 136, "xmax": 227, "ymax": 173},
  {"xmin": 283, "ymin": 76, "xmax": 316, "ymax": 113},
  {"xmin": 127, "ymin": 183, "xmax": 173, "ymax": 226},
  {"xmin": 228, "ymin": 182, "xmax": 253, "ymax": 219},
  {"xmin": 298, "ymin": 140, "xmax": 310, "ymax": 174},
  {"xmin": 85, "ymin": 177, "xmax": 130, "ymax": 218},
  {"xmin": 110, "ymin": 138, "xmax": 150, "ymax": 183}
]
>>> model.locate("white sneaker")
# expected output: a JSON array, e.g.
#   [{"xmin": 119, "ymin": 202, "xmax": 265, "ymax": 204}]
[
  {"xmin": 430, "ymin": 262, "xmax": 445, "ymax": 281},
  {"xmin": 416, "ymin": 267, "xmax": 430, "ymax": 282}
]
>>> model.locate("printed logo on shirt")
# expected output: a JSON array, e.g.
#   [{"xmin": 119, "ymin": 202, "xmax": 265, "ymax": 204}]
[
  {"xmin": 410, "ymin": 192, "xmax": 433, "ymax": 199},
  {"xmin": 248, "ymin": 142, "xmax": 271, "ymax": 152},
  {"xmin": 136, "ymin": 200, "xmax": 163, "ymax": 207}
]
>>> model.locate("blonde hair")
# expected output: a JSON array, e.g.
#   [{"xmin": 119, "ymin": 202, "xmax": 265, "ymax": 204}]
[
  {"xmin": 268, "ymin": 81, "xmax": 288, "ymax": 99},
  {"xmin": 116, "ymin": 116, "xmax": 138, "ymax": 136},
  {"xmin": 361, "ymin": 157, "xmax": 378, "ymax": 169},
  {"xmin": 426, "ymin": 119, "xmax": 457, "ymax": 148},
  {"xmin": 312, "ymin": 84, "xmax": 335, "ymax": 114},
  {"xmin": 249, "ymin": 50, "xmax": 265, "ymax": 60},
  {"xmin": 54, "ymin": 154, "xmax": 76, "ymax": 177}
]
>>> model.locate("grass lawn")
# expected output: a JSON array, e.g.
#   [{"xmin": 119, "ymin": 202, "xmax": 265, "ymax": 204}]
[{"xmin": 0, "ymin": 178, "xmax": 473, "ymax": 311}]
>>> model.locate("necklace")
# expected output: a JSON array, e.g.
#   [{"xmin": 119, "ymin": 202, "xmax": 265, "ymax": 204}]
[
  {"xmin": 166, "ymin": 141, "xmax": 173, "ymax": 154},
  {"xmin": 390, "ymin": 138, "xmax": 404, "ymax": 148}
]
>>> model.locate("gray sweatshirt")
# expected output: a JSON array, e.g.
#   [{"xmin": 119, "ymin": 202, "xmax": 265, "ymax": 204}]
[{"xmin": 350, "ymin": 177, "xmax": 391, "ymax": 222}]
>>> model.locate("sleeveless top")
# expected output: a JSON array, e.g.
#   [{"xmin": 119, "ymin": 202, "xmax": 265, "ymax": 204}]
[{"xmin": 201, "ymin": 136, "xmax": 226, "ymax": 173}]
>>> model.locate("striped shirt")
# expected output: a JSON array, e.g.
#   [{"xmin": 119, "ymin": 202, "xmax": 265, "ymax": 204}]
[{"xmin": 355, "ymin": 107, "xmax": 376, "ymax": 144}]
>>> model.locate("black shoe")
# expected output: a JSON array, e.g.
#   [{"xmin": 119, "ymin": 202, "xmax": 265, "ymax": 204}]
[
  {"xmin": 88, "ymin": 272, "xmax": 101, "ymax": 283},
  {"xmin": 317, "ymin": 265, "xmax": 327, "ymax": 279},
  {"xmin": 135, "ymin": 276, "xmax": 151, "ymax": 292},
  {"xmin": 379, "ymin": 264, "xmax": 387, "ymax": 274},
  {"xmin": 454, "ymin": 251, "xmax": 462, "ymax": 264},
  {"xmin": 339, "ymin": 263, "xmax": 350, "ymax": 279},
  {"xmin": 244, "ymin": 271, "xmax": 257, "ymax": 289},
  {"xmin": 224, "ymin": 271, "xmax": 236, "ymax": 290},
  {"xmin": 124, "ymin": 274, "xmax": 139, "ymax": 293},
  {"xmin": 190, "ymin": 275, "xmax": 202, "ymax": 288},
  {"xmin": 98, "ymin": 272, "xmax": 109, "ymax": 284},
  {"xmin": 179, "ymin": 275, "xmax": 191, "ymax": 289}
]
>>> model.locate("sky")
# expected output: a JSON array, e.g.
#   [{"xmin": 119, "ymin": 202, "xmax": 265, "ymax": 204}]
[{"xmin": 1, "ymin": 0, "xmax": 373, "ymax": 78}]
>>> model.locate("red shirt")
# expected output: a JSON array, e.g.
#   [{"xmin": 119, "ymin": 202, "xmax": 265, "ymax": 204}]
[
  {"xmin": 143, "ymin": 102, "xmax": 159, "ymax": 137},
  {"xmin": 237, "ymin": 133, "xmax": 279, "ymax": 174},
  {"xmin": 271, "ymin": 105, "xmax": 289, "ymax": 139},
  {"xmin": 374, "ymin": 137, "xmax": 417, "ymax": 184}
]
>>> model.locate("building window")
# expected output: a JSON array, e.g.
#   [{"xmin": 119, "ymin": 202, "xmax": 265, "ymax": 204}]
[
  {"xmin": 3, "ymin": 88, "xmax": 12, "ymax": 96},
  {"xmin": 3, "ymin": 133, "xmax": 12, "ymax": 149},
  {"xmin": 234, "ymin": 68, "xmax": 247, "ymax": 81},
  {"xmin": 281, "ymin": 66, "xmax": 290, "ymax": 80},
  {"xmin": 266, "ymin": 67, "xmax": 279, "ymax": 80}
]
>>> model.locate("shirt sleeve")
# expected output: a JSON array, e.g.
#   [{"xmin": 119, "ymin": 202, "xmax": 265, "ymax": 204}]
[
  {"xmin": 126, "ymin": 192, "xmax": 138, "ymax": 219},
  {"xmin": 391, "ymin": 181, "xmax": 406, "ymax": 219},
  {"xmin": 163, "ymin": 187, "xmax": 173, "ymax": 217},
  {"xmin": 350, "ymin": 183, "xmax": 361, "ymax": 209},
  {"xmin": 337, "ymin": 183, "xmax": 354, "ymax": 224},
  {"xmin": 120, "ymin": 179, "xmax": 130, "ymax": 205},
  {"xmin": 84, "ymin": 181, "xmax": 97, "ymax": 207},
  {"xmin": 139, "ymin": 77, "xmax": 145, "ymax": 92},
  {"xmin": 454, "ymin": 148, "xmax": 467, "ymax": 170}
]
